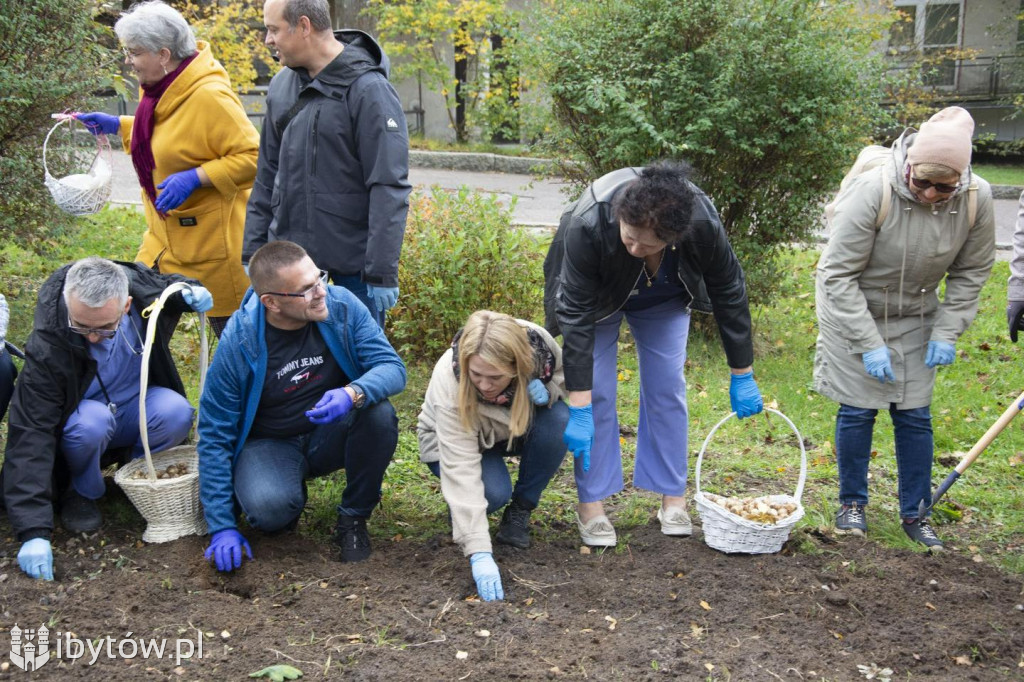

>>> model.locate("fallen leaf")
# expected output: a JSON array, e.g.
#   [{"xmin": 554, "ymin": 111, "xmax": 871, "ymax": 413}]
[
  {"xmin": 456, "ymin": 651, "xmax": 469, "ymax": 660},
  {"xmin": 668, "ymin": 592, "xmax": 678, "ymax": 601},
  {"xmin": 831, "ymin": 630, "xmax": 844, "ymax": 640},
  {"xmin": 524, "ymin": 597, "xmax": 534, "ymax": 606},
  {"xmin": 605, "ymin": 615, "xmax": 617, "ymax": 631},
  {"xmin": 704, "ymin": 663, "xmax": 715, "ymax": 671},
  {"xmin": 579, "ymin": 546, "xmax": 592, "ymax": 555},
  {"xmin": 319, "ymin": 582, "xmax": 328, "ymax": 589},
  {"xmin": 954, "ymin": 655, "xmax": 972, "ymax": 666},
  {"xmin": 690, "ymin": 622, "xmax": 705, "ymax": 638},
  {"xmin": 972, "ymin": 555, "xmax": 985, "ymax": 563},
  {"xmin": 699, "ymin": 600, "xmax": 712, "ymax": 611},
  {"xmin": 1009, "ymin": 454, "xmax": 1023, "ymax": 467},
  {"xmin": 925, "ymin": 602, "xmax": 936, "ymax": 611},
  {"xmin": 249, "ymin": 665, "xmax": 303, "ymax": 682},
  {"xmin": 220, "ymin": 630, "xmax": 231, "ymax": 639}
]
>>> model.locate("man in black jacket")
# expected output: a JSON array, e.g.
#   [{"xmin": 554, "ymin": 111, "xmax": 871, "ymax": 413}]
[
  {"xmin": 244, "ymin": 0, "xmax": 411, "ymax": 328},
  {"xmin": 3, "ymin": 258, "xmax": 211, "ymax": 580}
]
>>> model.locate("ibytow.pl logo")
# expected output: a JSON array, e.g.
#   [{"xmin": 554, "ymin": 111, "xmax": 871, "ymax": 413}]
[{"xmin": 8, "ymin": 624, "xmax": 203, "ymax": 671}]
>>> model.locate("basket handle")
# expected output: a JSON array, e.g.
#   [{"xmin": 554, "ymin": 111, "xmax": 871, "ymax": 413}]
[
  {"xmin": 694, "ymin": 408, "xmax": 807, "ymax": 503},
  {"xmin": 137, "ymin": 282, "xmax": 208, "ymax": 481},
  {"xmin": 42, "ymin": 115, "xmax": 112, "ymax": 180}
]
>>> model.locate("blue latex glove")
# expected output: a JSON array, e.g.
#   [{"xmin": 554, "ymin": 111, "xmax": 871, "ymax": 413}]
[
  {"xmin": 564, "ymin": 404, "xmax": 594, "ymax": 472},
  {"xmin": 924, "ymin": 340, "xmax": 955, "ymax": 368},
  {"xmin": 728, "ymin": 371, "xmax": 764, "ymax": 419},
  {"xmin": 469, "ymin": 552, "xmax": 504, "ymax": 601},
  {"xmin": 0, "ymin": 293, "xmax": 9, "ymax": 346},
  {"xmin": 204, "ymin": 529, "xmax": 252, "ymax": 572},
  {"xmin": 365, "ymin": 284, "xmax": 399, "ymax": 312},
  {"xmin": 74, "ymin": 112, "xmax": 120, "ymax": 135},
  {"xmin": 155, "ymin": 169, "xmax": 202, "ymax": 213},
  {"xmin": 182, "ymin": 285, "xmax": 214, "ymax": 313},
  {"xmin": 527, "ymin": 378, "xmax": 549, "ymax": 405},
  {"xmin": 18, "ymin": 538, "xmax": 54, "ymax": 581},
  {"xmin": 243, "ymin": 263, "xmax": 250, "ymax": 277},
  {"xmin": 862, "ymin": 346, "xmax": 895, "ymax": 383},
  {"xmin": 1008, "ymin": 300, "xmax": 1024, "ymax": 342},
  {"xmin": 306, "ymin": 387, "xmax": 353, "ymax": 424}
]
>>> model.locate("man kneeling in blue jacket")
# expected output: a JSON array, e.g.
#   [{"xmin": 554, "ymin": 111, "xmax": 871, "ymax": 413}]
[{"xmin": 198, "ymin": 241, "xmax": 406, "ymax": 570}]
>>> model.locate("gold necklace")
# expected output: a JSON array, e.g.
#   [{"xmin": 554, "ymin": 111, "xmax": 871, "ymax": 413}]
[{"xmin": 642, "ymin": 249, "xmax": 666, "ymax": 287}]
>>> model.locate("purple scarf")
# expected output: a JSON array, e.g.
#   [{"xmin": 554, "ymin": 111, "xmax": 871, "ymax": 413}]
[{"xmin": 130, "ymin": 53, "xmax": 197, "ymax": 206}]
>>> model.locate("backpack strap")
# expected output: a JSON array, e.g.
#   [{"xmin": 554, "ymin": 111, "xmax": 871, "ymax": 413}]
[
  {"xmin": 966, "ymin": 180, "xmax": 978, "ymax": 228},
  {"xmin": 875, "ymin": 163, "xmax": 891, "ymax": 229}
]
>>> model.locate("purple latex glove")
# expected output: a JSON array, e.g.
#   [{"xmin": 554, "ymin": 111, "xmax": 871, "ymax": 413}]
[
  {"xmin": 204, "ymin": 529, "xmax": 252, "ymax": 572},
  {"xmin": 74, "ymin": 112, "xmax": 120, "ymax": 135},
  {"xmin": 155, "ymin": 169, "xmax": 201, "ymax": 213},
  {"xmin": 306, "ymin": 388, "xmax": 353, "ymax": 424}
]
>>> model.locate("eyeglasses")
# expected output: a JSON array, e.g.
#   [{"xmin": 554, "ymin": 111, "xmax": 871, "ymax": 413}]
[
  {"xmin": 67, "ymin": 311, "xmax": 122, "ymax": 338},
  {"xmin": 122, "ymin": 47, "xmax": 146, "ymax": 60},
  {"xmin": 910, "ymin": 176, "xmax": 960, "ymax": 194},
  {"xmin": 262, "ymin": 270, "xmax": 329, "ymax": 300}
]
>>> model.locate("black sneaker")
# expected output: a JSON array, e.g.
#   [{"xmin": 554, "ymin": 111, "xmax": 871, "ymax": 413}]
[
  {"xmin": 61, "ymin": 489, "xmax": 102, "ymax": 533},
  {"xmin": 495, "ymin": 498, "xmax": 533, "ymax": 549},
  {"xmin": 902, "ymin": 518, "xmax": 944, "ymax": 550},
  {"xmin": 334, "ymin": 515, "xmax": 372, "ymax": 562},
  {"xmin": 835, "ymin": 503, "xmax": 867, "ymax": 537}
]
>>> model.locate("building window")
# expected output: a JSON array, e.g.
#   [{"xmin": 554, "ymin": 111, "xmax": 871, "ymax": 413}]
[{"xmin": 891, "ymin": 1, "xmax": 962, "ymax": 86}]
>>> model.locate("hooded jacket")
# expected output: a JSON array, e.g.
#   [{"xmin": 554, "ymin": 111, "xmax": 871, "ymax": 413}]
[
  {"xmin": 2, "ymin": 263, "xmax": 195, "ymax": 542},
  {"xmin": 121, "ymin": 41, "xmax": 259, "ymax": 317},
  {"xmin": 197, "ymin": 284, "xmax": 407, "ymax": 533},
  {"xmin": 543, "ymin": 167, "xmax": 754, "ymax": 391},
  {"xmin": 814, "ymin": 128, "xmax": 995, "ymax": 410},
  {"xmin": 242, "ymin": 30, "xmax": 411, "ymax": 288}
]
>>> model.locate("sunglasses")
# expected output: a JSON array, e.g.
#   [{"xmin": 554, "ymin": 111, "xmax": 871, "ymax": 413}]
[
  {"xmin": 910, "ymin": 176, "xmax": 959, "ymax": 194},
  {"xmin": 262, "ymin": 270, "xmax": 329, "ymax": 301},
  {"xmin": 67, "ymin": 311, "xmax": 122, "ymax": 338}
]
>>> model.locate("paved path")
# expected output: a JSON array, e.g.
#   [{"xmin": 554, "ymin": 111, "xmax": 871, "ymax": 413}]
[{"xmin": 107, "ymin": 150, "xmax": 1020, "ymax": 247}]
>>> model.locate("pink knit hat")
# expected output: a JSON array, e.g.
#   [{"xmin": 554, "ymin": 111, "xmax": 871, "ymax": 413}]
[{"xmin": 906, "ymin": 106, "xmax": 975, "ymax": 175}]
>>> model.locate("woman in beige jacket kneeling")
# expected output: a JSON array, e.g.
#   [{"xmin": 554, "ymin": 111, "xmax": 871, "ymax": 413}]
[{"xmin": 418, "ymin": 311, "xmax": 569, "ymax": 601}]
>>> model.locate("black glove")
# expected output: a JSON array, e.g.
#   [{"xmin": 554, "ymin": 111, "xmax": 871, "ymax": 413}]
[{"xmin": 1008, "ymin": 300, "xmax": 1024, "ymax": 342}]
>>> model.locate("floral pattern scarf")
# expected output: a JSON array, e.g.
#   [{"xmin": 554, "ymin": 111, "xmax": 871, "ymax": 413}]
[{"xmin": 450, "ymin": 326, "xmax": 556, "ymax": 405}]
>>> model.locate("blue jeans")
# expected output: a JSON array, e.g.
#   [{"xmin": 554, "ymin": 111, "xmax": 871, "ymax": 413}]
[
  {"xmin": 427, "ymin": 400, "xmax": 569, "ymax": 512},
  {"xmin": 835, "ymin": 403, "xmax": 933, "ymax": 519},
  {"xmin": 330, "ymin": 273, "xmax": 385, "ymax": 330},
  {"xmin": 234, "ymin": 400, "xmax": 398, "ymax": 531}
]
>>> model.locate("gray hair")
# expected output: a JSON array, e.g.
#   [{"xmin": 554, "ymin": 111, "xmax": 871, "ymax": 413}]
[
  {"xmin": 283, "ymin": 0, "xmax": 333, "ymax": 32},
  {"xmin": 64, "ymin": 258, "xmax": 129, "ymax": 309},
  {"xmin": 115, "ymin": 1, "xmax": 197, "ymax": 61}
]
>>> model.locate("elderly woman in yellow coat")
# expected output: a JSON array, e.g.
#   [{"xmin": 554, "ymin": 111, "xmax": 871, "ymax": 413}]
[{"xmin": 76, "ymin": 0, "xmax": 258, "ymax": 334}]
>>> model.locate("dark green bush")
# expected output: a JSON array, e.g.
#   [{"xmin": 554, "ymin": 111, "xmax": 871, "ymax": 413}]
[
  {"xmin": 389, "ymin": 187, "xmax": 544, "ymax": 360},
  {"xmin": 0, "ymin": 1, "xmax": 110, "ymax": 244},
  {"xmin": 529, "ymin": 0, "xmax": 893, "ymax": 305}
]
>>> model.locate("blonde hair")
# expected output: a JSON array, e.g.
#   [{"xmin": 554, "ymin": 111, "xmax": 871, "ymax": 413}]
[
  {"xmin": 457, "ymin": 310, "xmax": 537, "ymax": 438},
  {"xmin": 912, "ymin": 162, "xmax": 959, "ymax": 181}
]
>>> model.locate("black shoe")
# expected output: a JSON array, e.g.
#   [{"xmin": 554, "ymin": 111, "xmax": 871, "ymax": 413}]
[
  {"xmin": 61, "ymin": 489, "xmax": 102, "ymax": 533},
  {"xmin": 495, "ymin": 498, "xmax": 533, "ymax": 549},
  {"xmin": 835, "ymin": 503, "xmax": 867, "ymax": 537},
  {"xmin": 902, "ymin": 518, "xmax": 944, "ymax": 550},
  {"xmin": 334, "ymin": 515, "xmax": 371, "ymax": 563}
]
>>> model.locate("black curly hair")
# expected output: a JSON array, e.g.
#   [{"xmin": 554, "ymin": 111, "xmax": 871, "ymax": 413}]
[{"xmin": 612, "ymin": 160, "xmax": 696, "ymax": 245}]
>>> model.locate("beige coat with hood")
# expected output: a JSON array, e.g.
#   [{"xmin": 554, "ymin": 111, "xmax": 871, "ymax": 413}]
[
  {"xmin": 814, "ymin": 129, "xmax": 995, "ymax": 410},
  {"xmin": 418, "ymin": 320, "xmax": 566, "ymax": 557}
]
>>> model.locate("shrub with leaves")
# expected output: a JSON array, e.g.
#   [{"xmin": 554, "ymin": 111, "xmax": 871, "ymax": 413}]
[
  {"xmin": 180, "ymin": 0, "xmax": 277, "ymax": 93},
  {"xmin": 527, "ymin": 0, "xmax": 894, "ymax": 305},
  {"xmin": 390, "ymin": 186, "xmax": 544, "ymax": 360},
  {"xmin": 0, "ymin": 0, "xmax": 110, "ymax": 243}
]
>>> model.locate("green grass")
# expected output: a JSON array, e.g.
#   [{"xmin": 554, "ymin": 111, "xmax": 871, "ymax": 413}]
[
  {"xmin": 971, "ymin": 163, "xmax": 1024, "ymax": 186},
  {"xmin": 2, "ymin": 207, "xmax": 1022, "ymax": 574}
]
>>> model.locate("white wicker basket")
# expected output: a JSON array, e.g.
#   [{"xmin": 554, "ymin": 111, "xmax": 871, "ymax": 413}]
[
  {"xmin": 114, "ymin": 283, "xmax": 209, "ymax": 543},
  {"xmin": 43, "ymin": 115, "xmax": 113, "ymax": 216},
  {"xmin": 694, "ymin": 408, "xmax": 807, "ymax": 554}
]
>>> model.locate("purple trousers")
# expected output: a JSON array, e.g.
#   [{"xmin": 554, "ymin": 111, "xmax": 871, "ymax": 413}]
[
  {"xmin": 575, "ymin": 298, "xmax": 691, "ymax": 502},
  {"xmin": 60, "ymin": 388, "xmax": 194, "ymax": 499}
]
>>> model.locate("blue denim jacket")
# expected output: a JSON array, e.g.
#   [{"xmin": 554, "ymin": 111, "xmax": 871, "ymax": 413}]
[{"xmin": 197, "ymin": 285, "xmax": 406, "ymax": 532}]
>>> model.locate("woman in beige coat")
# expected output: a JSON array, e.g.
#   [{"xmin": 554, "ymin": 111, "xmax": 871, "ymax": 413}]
[
  {"xmin": 814, "ymin": 106, "xmax": 995, "ymax": 549},
  {"xmin": 418, "ymin": 311, "xmax": 569, "ymax": 601}
]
